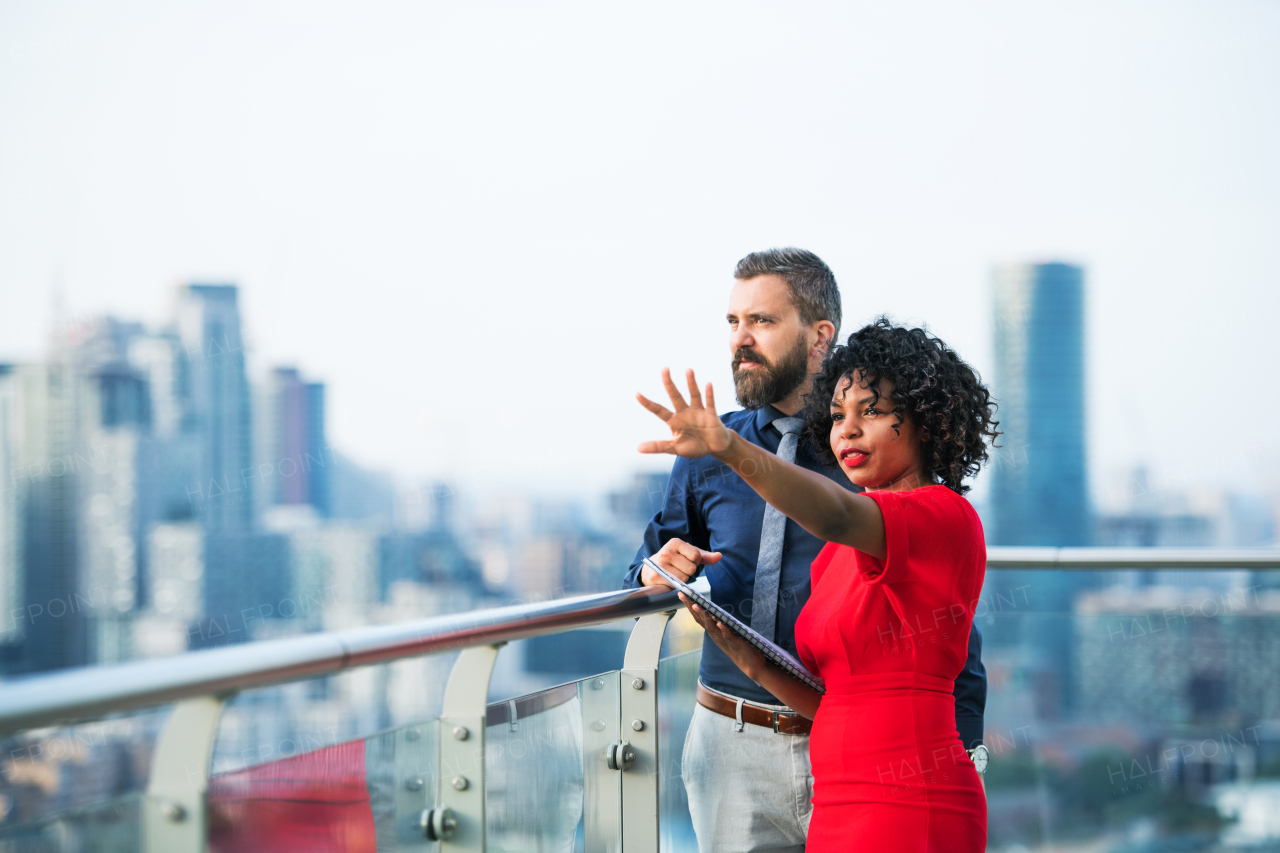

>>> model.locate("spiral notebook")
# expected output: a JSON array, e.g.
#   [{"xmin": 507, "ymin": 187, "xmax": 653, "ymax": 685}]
[{"xmin": 643, "ymin": 557, "xmax": 825, "ymax": 695}]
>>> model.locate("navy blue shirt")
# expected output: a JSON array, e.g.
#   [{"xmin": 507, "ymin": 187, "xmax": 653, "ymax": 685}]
[{"xmin": 624, "ymin": 405, "xmax": 987, "ymax": 748}]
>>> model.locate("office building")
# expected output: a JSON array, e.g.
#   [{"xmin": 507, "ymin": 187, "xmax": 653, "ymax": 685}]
[
  {"xmin": 261, "ymin": 367, "xmax": 331, "ymax": 518},
  {"xmin": 989, "ymin": 261, "xmax": 1090, "ymax": 546},
  {"xmin": 172, "ymin": 284, "xmax": 253, "ymax": 532}
]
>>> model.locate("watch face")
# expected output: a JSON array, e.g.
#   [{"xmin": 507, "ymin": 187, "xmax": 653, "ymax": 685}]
[{"xmin": 970, "ymin": 744, "xmax": 989, "ymax": 774}]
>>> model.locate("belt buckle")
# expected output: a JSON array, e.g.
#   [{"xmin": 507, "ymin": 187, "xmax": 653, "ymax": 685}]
[{"xmin": 773, "ymin": 711, "xmax": 801, "ymax": 733}]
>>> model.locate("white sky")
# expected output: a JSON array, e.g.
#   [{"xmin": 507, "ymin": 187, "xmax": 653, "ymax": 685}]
[{"xmin": 1, "ymin": 1, "xmax": 1277, "ymax": 505}]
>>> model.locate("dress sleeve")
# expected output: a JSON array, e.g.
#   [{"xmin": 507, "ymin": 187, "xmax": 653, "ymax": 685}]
[
  {"xmin": 853, "ymin": 486, "xmax": 978, "ymax": 585},
  {"xmin": 852, "ymin": 489, "xmax": 911, "ymax": 585}
]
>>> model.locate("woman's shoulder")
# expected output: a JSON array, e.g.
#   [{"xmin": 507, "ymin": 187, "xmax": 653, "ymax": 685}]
[
  {"xmin": 868, "ymin": 485, "xmax": 983, "ymax": 543},
  {"xmin": 887, "ymin": 483, "xmax": 976, "ymax": 514}
]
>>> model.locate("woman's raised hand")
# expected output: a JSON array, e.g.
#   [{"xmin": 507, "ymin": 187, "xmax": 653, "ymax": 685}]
[{"xmin": 637, "ymin": 368, "xmax": 734, "ymax": 459}]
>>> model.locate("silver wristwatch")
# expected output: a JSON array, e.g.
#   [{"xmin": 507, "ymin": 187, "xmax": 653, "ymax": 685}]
[{"xmin": 967, "ymin": 744, "xmax": 989, "ymax": 774}]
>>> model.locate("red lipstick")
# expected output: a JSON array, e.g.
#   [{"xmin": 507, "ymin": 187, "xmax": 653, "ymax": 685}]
[{"xmin": 839, "ymin": 447, "xmax": 869, "ymax": 468}]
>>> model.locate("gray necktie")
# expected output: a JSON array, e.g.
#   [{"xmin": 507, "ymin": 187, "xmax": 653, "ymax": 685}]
[{"xmin": 750, "ymin": 416, "xmax": 804, "ymax": 644}]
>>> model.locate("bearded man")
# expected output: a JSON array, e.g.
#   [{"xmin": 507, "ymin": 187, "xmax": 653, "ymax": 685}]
[{"xmin": 623, "ymin": 248, "xmax": 987, "ymax": 852}]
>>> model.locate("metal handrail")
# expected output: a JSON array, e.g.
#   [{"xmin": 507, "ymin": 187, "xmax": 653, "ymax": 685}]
[
  {"xmin": 0, "ymin": 584, "xmax": 682, "ymax": 737},
  {"xmin": 0, "ymin": 547, "xmax": 1276, "ymax": 736},
  {"xmin": 985, "ymin": 546, "xmax": 1280, "ymax": 569}
]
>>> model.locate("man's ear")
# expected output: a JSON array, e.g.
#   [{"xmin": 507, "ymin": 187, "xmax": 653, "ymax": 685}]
[{"xmin": 810, "ymin": 321, "xmax": 836, "ymax": 358}]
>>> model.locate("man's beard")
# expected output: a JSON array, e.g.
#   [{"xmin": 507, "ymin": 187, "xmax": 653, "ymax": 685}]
[{"xmin": 732, "ymin": 332, "xmax": 811, "ymax": 410}]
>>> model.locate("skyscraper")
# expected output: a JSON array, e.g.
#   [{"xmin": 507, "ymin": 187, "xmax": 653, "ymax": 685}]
[
  {"xmin": 262, "ymin": 367, "xmax": 330, "ymax": 517},
  {"xmin": 988, "ymin": 261, "xmax": 1092, "ymax": 717},
  {"xmin": 0, "ymin": 360, "xmax": 88, "ymax": 672},
  {"xmin": 172, "ymin": 285, "xmax": 253, "ymax": 532},
  {"xmin": 990, "ymin": 262, "xmax": 1090, "ymax": 546}
]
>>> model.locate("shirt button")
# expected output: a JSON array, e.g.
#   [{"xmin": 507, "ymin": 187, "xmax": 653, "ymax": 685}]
[{"xmin": 783, "ymin": 544, "xmax": 792, "ymax": 552}]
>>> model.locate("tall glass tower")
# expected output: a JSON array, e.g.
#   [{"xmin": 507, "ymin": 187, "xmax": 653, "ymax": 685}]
[
  {"xmin": 990, "ymin": 262, "xmax": 1090, "ymax": 546},
  {"xmin": 989, "ymin": 262, "xmax": 1091, "ymax": 718},
  {"xmin": 172, "ymin": 284, "xmax": 254, "ymax": 532}
]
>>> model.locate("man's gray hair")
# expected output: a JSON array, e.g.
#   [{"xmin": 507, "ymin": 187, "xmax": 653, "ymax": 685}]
[{"xmin": 734, "ymin": 248, "xmax": 841, "ymax": 339}]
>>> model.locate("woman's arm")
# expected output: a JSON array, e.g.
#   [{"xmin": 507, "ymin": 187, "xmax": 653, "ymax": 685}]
[
  {"xmin": 638, "ymin": 368, "xmax": 885, "ymax": 559},
  {"xmin": 714, "ymin": 430, "xmax": 886, "ymax": 559},
  {"xmin": 681, "ymin": 593, "xmax": 823, "ymax": 719}
]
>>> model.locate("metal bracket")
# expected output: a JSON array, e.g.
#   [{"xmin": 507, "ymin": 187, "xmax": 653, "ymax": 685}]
[
  {"xmin": 606, "ymin": 740, "xmax": 637, "ymax": 771},
  {"xmin": 143, "ymin": 695, "xmax": 227, "ymax": 853},
  {"xmin": 434, "ymin": 644, "xmax": 501, "ymax": 852},
  {"xmin": 620, "ymin": 611, "xmax": 672, "ymax": 853},
  {"xmin": 420, "ymin": 805, "xmax": 457, "ymax": 841}
]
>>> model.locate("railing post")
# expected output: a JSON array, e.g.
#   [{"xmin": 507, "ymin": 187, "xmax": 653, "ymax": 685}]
[
  {"xmin": 430, "ymin": 644, "xmax": 501, "ymax": 852},
  {"xmin": 143, "ymin": 695, "xmax": 227, "ymax": 853},
  {"xmin": 620, "ymin": 611, "xmax": 673, "ymax": 853}
]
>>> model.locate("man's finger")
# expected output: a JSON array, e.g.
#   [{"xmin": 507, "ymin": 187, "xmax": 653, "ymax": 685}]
[
  {"xmin": 676, "ymin": 541, "xmax": 723, "ymax": 567},
  {"xmin": 674, "ymin": 540, "xmax": 722, "ymax": 566},
  {"xmin": 660, "ymin": 555, "xmax": 697, "ymax": 580},
  {"xmin": 705, "ymin": 383, "xmax": 717, "ymax": 415},
  {"xmin": 656, "ymin": 554, "xmax": 694, "ymax": 581},
  {"xmin": 675, "ymin": 540, "xmax": 711, "ymax": 564},
  {"xmin": 642, "ymin": 564, "xmax": 674, "ymax": 588}
]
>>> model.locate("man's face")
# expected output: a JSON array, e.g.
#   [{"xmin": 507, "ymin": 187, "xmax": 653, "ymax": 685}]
[{"xmin": 727, "ymin": 275, "xmax": 810, "ymax": 409}]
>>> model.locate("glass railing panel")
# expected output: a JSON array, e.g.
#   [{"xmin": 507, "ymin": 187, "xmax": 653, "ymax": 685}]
[
  {"xmin": 0, "ymin": 707, "xmax": 169, "ymax": 837},
  {"xmin": 209, "ymin": 654, "xmax": 456, "ymax": 777},
  {"xmin": 657, "ymin": 649, "xmax": 701, "ymax": 853},
  {"xmin": 577, "ymin": 671, "xmax": 621, "ymax": 853},
  {"xmin": 207, "ymin": 716, "xmax": 438, "ymax": 853},
  {"xmin": 979, "ymin": 567, "xmax": 1280, "ymax": 851},
  {"xmin": 484, "ymin": 671, "xmax": 620, "ymax": 853},
  {"xmin": 373, "ymin": 719, "xmax": 440, "ymax": 850},
  {"xmin": 0, "ymin": 791, "xmax": 141, "ymax": 853}
]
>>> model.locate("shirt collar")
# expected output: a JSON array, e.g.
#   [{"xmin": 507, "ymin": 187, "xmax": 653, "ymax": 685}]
[{"xmin": 753, "ymin": 405, "xmax": 789, "ymax": 432}]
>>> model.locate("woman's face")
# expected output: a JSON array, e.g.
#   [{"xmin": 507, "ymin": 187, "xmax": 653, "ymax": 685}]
[{"xmin": 828, "ymin": 372, "xmax": 930, "ymax": 492}]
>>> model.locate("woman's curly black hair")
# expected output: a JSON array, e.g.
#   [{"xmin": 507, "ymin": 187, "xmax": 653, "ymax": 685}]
[{"xmin": 800, "ymin": 317, "xmax": 1000, "ymax": 494}]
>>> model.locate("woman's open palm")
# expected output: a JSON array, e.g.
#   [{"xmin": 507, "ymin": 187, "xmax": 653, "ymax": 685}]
[{"xmin": 637, "ymin": 368, "xmax": 732, "ymax": 459}]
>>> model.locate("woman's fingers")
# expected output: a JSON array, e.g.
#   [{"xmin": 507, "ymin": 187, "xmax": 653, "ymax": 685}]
[
  {"xmin": 660, "ymin": 368, "xmax": 689, "ymax": 411},
  {"xmin": 679, "ymin": 594, "xmax": 709, "ymax": 628},
  {"xmin": 635, "ymin": 393, "xmax": 673, "ymax": 421},
  {"xmin": 685, "ymin": 369, "xmax": 703, "ymax": 408},
  {"xmin": 637, "ymin": 440, "xmax": 676, "ymax": 455}
]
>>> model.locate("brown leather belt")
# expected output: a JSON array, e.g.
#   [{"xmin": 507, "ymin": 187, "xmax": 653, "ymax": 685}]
[
  {"xmin": 697, "ymin": 683, "xmax": 812, "ymax": 735},
  {"xmin": 487, "ymin": 683, "xmax": 578, "ymax": 728}
]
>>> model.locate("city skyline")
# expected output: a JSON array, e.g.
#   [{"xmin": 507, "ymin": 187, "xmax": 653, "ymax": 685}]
[{"xmin": 1, "ymin": 2, "xmax": 1277, "ymax": 501}]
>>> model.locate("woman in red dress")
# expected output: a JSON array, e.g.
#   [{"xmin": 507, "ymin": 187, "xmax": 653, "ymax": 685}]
[{"xmin": 637, "ymin": 318, "xmax": 999, "ymax": 852}]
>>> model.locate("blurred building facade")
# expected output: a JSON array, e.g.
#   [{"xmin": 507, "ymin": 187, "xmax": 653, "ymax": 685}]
[
  {"xmin": 0, "ymin": 282, "xmax": 669, "ymax": 698},
  {"xmin": 173, "ymin": 284, "xmax": 253, "ymax": 533},
  {"xmin": 260, "ymin": 367, "xmax": 330, "ymax": 518},
  {"xmin": 989, "ymin": 261, "xmax": 1090, "ymax": 547}
]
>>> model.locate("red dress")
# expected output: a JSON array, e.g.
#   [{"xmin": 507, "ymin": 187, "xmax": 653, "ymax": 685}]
[{"xmin": 795, "ymin": 486, "xmax": 988, "ymax": 851}]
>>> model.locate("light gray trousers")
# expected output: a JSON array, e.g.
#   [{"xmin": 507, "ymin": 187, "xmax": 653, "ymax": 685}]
[{"xmin": 682, "ymin": 696, "xmax": 813, "ymax": 853}]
